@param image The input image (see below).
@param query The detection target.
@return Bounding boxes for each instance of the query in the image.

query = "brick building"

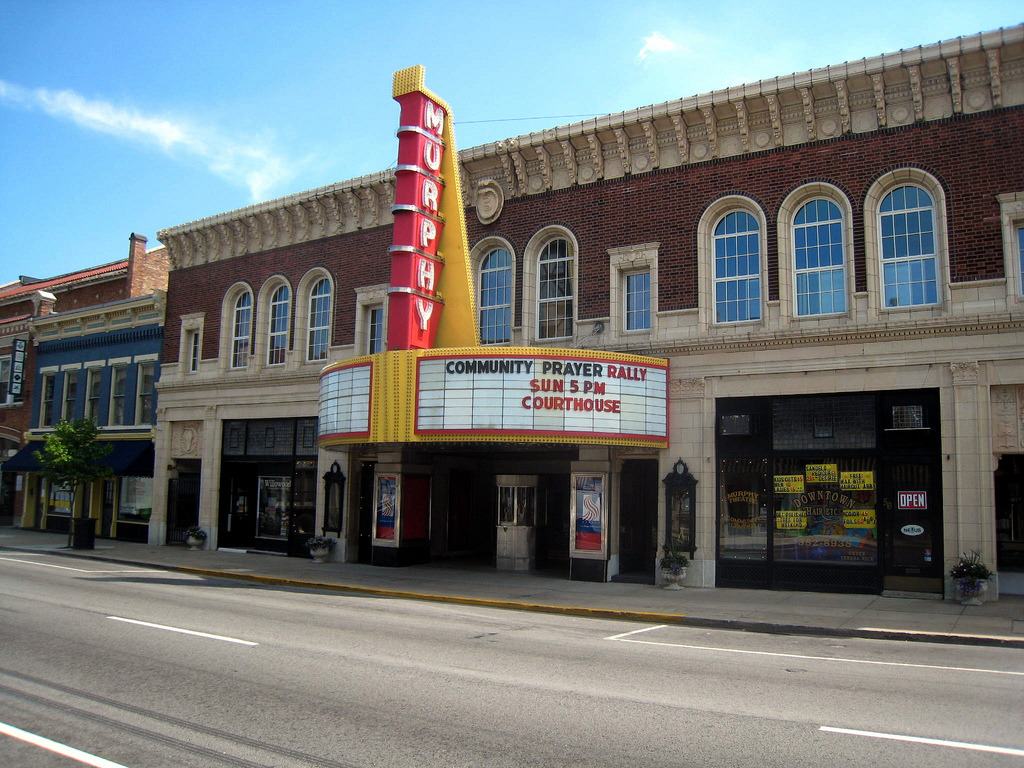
[1,234,168,535]
[154,26,1024,597]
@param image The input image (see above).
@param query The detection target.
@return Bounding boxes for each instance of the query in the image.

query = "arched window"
[231,291,253,369]
[479,248,512,343]
[879,185,938,307]
[537,238,574,339]
[307,278,332,361]
[794,199,846,316]
[267,285,290,365]
[713,211,761,323]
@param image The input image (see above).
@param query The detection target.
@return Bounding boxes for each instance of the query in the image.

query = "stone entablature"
[159,26,1024,272]
[31,293,167,342]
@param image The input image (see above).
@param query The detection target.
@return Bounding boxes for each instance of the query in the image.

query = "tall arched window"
[267,285,290,365]
[307,278,332,361]
[537,238,574,339]
[479,248,512,343]
[794,199,846,316]
[713,211,761,323]
[231,291,253,369]
[879,185,938,307]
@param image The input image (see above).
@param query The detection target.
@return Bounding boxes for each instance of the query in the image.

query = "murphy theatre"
[149,28,1024,599]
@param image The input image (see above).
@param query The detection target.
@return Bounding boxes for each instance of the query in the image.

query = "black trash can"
[71,517,96,550]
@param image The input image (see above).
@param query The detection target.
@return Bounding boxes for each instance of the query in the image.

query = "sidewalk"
[3,526,1023,648]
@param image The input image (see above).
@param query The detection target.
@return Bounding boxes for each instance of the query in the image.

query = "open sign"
[898,491,927,510]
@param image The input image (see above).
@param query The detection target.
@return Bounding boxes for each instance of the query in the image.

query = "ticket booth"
[495,475,538,571]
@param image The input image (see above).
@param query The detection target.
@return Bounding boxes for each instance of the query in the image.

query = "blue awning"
[2,441,154,477]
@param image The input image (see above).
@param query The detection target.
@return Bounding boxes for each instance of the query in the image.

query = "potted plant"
[306,535,335,563]
[184,526,207,551]
[949,551,993,605]
[659,540,690,590]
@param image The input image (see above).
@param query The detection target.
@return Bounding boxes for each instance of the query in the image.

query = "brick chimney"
[32,290,57,316]
[126,233,169,297]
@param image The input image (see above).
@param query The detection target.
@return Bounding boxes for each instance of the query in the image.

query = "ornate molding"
[950,361,980,385]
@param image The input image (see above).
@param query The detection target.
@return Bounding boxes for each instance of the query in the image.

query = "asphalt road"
[1,551,1022,768]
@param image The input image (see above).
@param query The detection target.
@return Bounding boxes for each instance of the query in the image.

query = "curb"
[5,544,1024,649]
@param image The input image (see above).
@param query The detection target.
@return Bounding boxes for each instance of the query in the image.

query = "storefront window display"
[718,458,768,560]
[773,457,877,565]
[257,476,291,539]
[118,476,153,522]
[572,473,605,553]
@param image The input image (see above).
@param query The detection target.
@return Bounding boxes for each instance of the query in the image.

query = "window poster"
[572,473,605,553]
[375,474,398,541]
[773,458,877,565]
[257,476,291,539]
[118,476,153,520]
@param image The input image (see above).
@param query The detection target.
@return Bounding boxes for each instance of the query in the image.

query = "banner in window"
[773,459,877,565]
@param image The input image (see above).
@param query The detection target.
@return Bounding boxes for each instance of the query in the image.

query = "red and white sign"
[898,491,928,510]
[388,90,448,350]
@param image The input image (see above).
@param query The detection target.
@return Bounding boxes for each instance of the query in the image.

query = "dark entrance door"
[881,458,944,593]
[617,459,659,581]
[167,474,200,543]
[357,461,376,564]
[220,467,256,549]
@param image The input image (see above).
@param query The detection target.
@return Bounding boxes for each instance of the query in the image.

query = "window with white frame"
[624,271,651,331]
[136,362,156,425]
[188,330,200,373]
[479,248,513,343]
[307,278,332,361]
[537,238,574,340]
[85,368,102,422]
[794,199,846,316]
[714,211,761,323]
[367,305,384,354]
[231,291,253,368]
[40,373,55,427]
[110,366,127,426]
[62,371,77,420]
[879,185,938,307]
[1018,225,1024,296]
[267,285,291,365]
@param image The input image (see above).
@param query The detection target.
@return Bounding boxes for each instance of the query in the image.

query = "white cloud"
[637,31,681,62]
[0,78,293,201]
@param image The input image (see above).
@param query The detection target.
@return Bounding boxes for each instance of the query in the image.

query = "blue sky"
[1,1,1020,280]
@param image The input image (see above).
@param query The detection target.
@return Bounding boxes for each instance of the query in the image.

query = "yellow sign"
[775,511,807,530]
[843,511,876,528]
[806,464,838,483]
[841,471,875,491]
[774,475,805,493]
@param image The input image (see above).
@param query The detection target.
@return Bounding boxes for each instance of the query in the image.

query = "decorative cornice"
[158,26,1023,271]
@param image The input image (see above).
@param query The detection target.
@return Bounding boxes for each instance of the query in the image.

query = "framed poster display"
[571,473,607,556]
[374,473,399,543]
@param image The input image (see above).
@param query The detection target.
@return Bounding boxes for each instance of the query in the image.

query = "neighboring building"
[1,234,168,539]
[154,26,1024,598]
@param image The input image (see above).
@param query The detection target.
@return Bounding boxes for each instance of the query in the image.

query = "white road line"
[0,556,163,574]
[0,720,132,768]
[605,625,667,641]
[107,616,258,646]
[607,635,1024,677]
[820,726,1024,757]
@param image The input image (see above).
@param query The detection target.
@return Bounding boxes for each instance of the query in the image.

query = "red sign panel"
[898,491,927,510]
[388,90,448,350]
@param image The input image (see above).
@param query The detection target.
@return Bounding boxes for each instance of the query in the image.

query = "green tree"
[34,419,114,548]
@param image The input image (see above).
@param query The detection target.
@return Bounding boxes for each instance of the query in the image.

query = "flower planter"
[310,547,330,563]
[958,577,988,606]
[661,568,686,590]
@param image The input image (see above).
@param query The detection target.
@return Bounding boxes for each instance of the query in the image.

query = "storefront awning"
[1,441,154,477]
[2,444,42,472]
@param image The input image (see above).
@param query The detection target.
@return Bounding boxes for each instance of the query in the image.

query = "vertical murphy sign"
[388,66,478,351]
